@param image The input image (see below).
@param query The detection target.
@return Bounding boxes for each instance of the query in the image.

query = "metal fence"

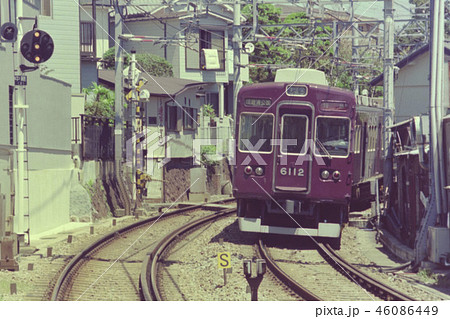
[81,115,114,160]
[71,117,81,143]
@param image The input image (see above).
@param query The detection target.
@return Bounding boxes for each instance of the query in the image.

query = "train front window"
[238,113,274,153]
[315,117,350,157]
[281,115,308,155]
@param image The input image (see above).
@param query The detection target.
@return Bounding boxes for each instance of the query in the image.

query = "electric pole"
[232,0,242,131]
[382,0,394,203]
[129,50,137,204]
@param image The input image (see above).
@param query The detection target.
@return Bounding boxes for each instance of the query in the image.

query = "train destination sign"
[321,100,348,111]
[286,85,307,96]
[244,98,271,107]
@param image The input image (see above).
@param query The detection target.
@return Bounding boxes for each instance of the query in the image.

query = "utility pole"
[382,0,394,201]
[129,50,137,204]
[232,0,242,131]
[414,0,446,264]
[114,4,124,181]
[350,0,359,95]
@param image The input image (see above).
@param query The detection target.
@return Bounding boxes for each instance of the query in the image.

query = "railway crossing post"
[243,259,266,301]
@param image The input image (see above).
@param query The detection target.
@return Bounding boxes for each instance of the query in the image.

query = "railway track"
[258,239,416,301]
[140,207,236,301]
[51,199,234,301]
[317,242,416,301]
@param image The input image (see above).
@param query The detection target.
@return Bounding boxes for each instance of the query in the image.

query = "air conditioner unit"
[427,226,450,265]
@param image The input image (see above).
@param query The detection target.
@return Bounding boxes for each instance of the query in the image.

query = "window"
[40,0,52,17]
[281,115,308,155]
[315,117,350,157]
[166,104,179,131]
[80,22,94,55]
[184,107,197,130]
[185,29,225,70]
[354,125,361,154]
[238,113,274,153]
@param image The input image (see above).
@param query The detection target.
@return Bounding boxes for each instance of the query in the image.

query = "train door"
[273,104,312,192]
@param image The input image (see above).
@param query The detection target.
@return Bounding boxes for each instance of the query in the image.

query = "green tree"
[102,47,174,77]
[242,5,348,86]
[83,83,115,118]
[242,4,291,83]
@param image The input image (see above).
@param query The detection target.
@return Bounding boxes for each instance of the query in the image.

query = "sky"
[349,0,414,20]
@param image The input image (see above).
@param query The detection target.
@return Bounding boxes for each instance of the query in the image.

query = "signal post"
[0,0,54,270]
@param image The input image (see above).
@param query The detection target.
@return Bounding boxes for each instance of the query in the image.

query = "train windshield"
[281,115,308,155]
[238,113,274,153]
[315,117,350,157]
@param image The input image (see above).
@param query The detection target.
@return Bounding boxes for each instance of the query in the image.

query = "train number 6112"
[280,167,304,177]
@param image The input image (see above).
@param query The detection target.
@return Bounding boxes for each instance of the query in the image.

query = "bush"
[102,47,173,77]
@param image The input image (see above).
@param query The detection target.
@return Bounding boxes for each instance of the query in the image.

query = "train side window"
[238,113,274,153]
[354,125,361,154]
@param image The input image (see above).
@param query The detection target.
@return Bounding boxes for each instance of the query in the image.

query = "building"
[370,44,450,122]
[0,0,80,241]
[85,0,249,117]
[98,69,233,202]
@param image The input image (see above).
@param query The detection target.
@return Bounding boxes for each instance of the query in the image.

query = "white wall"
[0,7,76,236]
[394,51,450,122]
[39,0,81,93]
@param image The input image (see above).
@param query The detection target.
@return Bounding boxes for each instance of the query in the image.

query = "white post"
[232,0,242,130]
[130,51,137,204]
[218,83,224,119]
[13,0,27,236]
[382,0,395,206]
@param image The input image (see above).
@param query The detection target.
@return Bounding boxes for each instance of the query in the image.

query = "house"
[79,0,111,89]
[0,0,81,241]
[98,69,232,202]
[110,0,249,117]
[370,44,450,122]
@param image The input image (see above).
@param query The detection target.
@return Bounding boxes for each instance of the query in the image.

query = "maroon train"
[233,69,383,248]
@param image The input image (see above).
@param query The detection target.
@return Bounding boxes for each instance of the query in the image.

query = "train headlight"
[332,170,341,180]
[244,166,253,175]
[321,170,330,180]
[255,167,264,176]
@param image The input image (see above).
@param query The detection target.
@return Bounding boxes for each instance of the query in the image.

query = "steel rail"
[141,207,236,301]
[257,239,322,301]
[51,198,234,301]
[318,242,417,301]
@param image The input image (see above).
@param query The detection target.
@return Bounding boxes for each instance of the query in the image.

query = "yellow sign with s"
[217,252,231,269]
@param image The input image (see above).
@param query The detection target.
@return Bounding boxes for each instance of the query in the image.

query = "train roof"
[239,81,355,100]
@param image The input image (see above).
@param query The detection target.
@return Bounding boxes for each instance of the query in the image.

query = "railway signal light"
[0,23,18,42]
[20,29,54,64]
